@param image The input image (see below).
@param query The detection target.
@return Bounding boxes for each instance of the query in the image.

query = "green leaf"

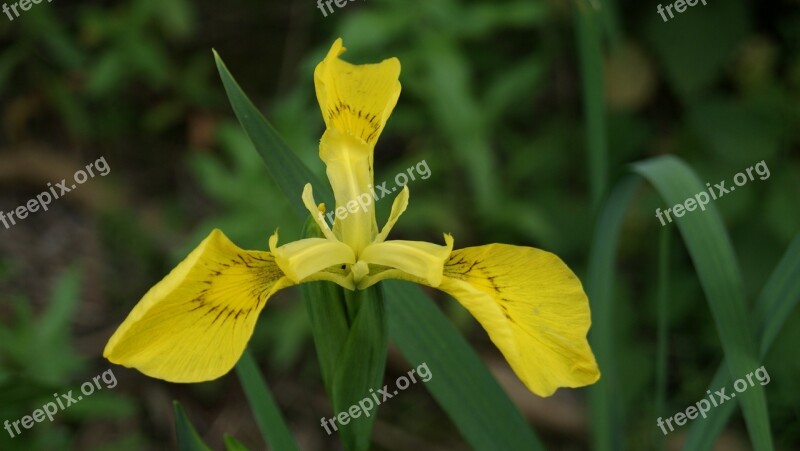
[385,281,545,451]
[682,234,800,450]
[575,0,609,209]
[304,279,350,393]
[303,218,388,450]
[632,155,773,451]
[587,177,641,451]
[330,286,388,451]
[224,435,250,451]
[214,50,332,217]
[173,401,212,451]
[234,350,300,451]
[302,219,351,396]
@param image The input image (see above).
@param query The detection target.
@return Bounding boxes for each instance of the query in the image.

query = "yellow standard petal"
[439,244,600,396]
[104,229,293,382]
[314,38,401,252]
[314,37,401,148]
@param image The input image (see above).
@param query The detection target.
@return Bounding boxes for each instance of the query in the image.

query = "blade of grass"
[235,350,300,451]
[682,234,800,450]
[754,234,800,354]
[173,401,212,451]
[587,176,641,451]
[224,435,250,451]
[385,280,545,451]
[575,0,608,209]
[597,0,623,50]
[633,156,773,451]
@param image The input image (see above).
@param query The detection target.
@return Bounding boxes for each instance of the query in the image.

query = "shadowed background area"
[0,0,798,449]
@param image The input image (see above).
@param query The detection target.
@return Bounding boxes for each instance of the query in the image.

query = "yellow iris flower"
[104,38,600,397]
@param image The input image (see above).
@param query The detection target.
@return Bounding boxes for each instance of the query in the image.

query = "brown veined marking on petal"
[444,252,515,319]
[191,252,281,333]
[327,100,381,145]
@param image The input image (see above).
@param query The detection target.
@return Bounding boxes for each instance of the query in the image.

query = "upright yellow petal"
[104,229,293,382]
[314,37,401,148]
[374,185,409,243]
[439,244,600,396]
[314,38,401,251]
[319,128,376,252]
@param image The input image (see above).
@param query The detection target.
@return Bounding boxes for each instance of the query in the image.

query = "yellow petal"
[359,234,453,287]
[439,244,600,396]
[301,183,337,242]
[319,128,377,252]
[103,229,292,382]
[374,185,409,243]
[314,37,401,148]
[269,232,355,283]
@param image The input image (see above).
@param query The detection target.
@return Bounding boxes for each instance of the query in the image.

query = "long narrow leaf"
[173,401,212,451]
[587,177,641,451]
[331,286,388,451]
[224,435,251,451]
[632,156,772,451]
[302,219,351,396]
[235,350,300,451]
[575,0,608,209]
[303,217,388,451]
[385,281,545,451]
[682,234,800,450]
[214,50,332,215]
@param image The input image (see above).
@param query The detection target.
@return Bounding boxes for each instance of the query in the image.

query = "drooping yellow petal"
[439,244,600,396]
[314,37,401,148]
[104,229,292,382]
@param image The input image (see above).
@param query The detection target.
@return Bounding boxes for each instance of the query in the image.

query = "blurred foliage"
[0,0,798,449]
[0,267,140,450]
